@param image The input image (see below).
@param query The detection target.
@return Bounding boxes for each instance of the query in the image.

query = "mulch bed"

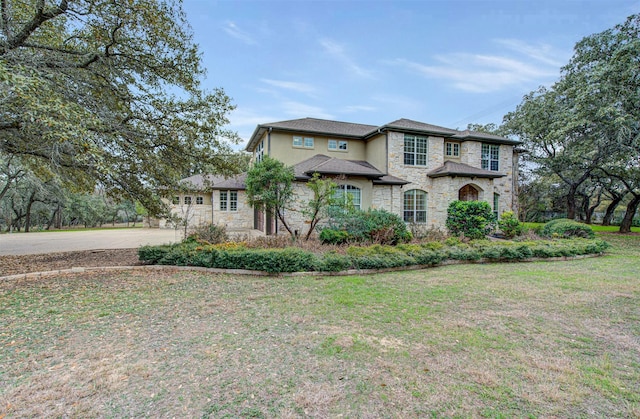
[0,249,143,277]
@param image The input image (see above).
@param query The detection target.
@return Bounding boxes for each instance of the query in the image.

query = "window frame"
[403,189,427,223]
[293,136,314,148]
[404,134,428,166]
[445,142,460,157]
[493,193,500,219]
[196,196,204,205]
[220,190,238,212]
[334,184,361,210]
[184,196,192,205]
[482,144,500,171]
[172,196,179,205]
[255,140,264,163]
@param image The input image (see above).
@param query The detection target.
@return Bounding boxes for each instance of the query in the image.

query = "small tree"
[302,173,337,240]
[446,200,496,239]
[245,156,296,237]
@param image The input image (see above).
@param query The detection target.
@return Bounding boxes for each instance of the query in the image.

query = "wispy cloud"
[282,101,334,120]
[223,21,257,45]
[494,39,568,67]
[260,79,317,95]
[391,40,564,93]
[320,38,376,80]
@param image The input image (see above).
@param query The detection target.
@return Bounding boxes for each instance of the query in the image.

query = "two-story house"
[162,117,520,235]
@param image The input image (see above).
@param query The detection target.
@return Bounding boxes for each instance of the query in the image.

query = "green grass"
[524,221,640,233]
[0,234,639,417]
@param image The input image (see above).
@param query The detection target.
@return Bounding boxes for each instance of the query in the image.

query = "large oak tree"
[0,0,239,215]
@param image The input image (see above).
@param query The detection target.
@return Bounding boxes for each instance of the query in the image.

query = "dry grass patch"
[1,235,639,417]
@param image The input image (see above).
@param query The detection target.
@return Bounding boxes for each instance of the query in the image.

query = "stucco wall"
[267,132,367,166]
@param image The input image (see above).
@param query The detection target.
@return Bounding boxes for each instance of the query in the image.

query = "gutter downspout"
[267,127,272,156]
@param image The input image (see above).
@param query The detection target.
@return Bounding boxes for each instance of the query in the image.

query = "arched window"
[334,184,361,210]
[404,189,427,223]
[459,184,479,201]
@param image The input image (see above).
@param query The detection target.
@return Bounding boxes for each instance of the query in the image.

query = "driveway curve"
[0,228,180,256]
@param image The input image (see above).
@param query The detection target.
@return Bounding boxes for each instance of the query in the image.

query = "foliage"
[138,237,609,273]
[0,0,239,216]
[446,200,496,239]
[541,219,595,239]
[301,173,337,240]
[245,156,296,237]
[321,208,412,245]
[188,224,229,244]
[498,211,524,239]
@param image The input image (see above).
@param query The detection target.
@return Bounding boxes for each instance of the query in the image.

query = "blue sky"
[182,0,639,146]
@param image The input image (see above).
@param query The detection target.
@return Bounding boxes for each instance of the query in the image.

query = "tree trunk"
[566,186,578,220]
[602,194,624,226]
[24,191,37,232]
[619,194,640,233]
[46,206,59,230]
[585,191,602,225]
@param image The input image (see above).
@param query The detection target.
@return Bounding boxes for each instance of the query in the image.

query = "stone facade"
[163,117,519,236]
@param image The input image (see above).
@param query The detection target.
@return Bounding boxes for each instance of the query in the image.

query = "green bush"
[319,229,350,245]
[498,211,524,239]
[316,253,353,272]
[446,200,496,239]
[322,208,411,245]
[138,244,173,264]
[541,219,595,238]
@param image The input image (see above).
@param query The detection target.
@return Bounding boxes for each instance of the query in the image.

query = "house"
[162,117,520,235]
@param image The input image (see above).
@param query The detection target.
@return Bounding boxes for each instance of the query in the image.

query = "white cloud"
[391,40,565,93]
[223,21,257,45]
[260,79,317,95]
[494,39,568,67]
[282,101,334,120]
[319,38,376,80]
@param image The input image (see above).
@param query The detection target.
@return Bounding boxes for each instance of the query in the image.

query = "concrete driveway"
[0,228,180,256]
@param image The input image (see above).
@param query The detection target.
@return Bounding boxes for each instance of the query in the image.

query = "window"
[255,140,264,163]
[328,139,348,151]
[196,196,204,205]
[445,142,460,157]
[184,196,192,205]
[403,190,427,223]
[482,144,500,171]
[493,193,500,219]
[404,134,428,166]
[334,184,361,210]
[294,136,314,148]
[172,196,179,205]
[220,190,238,212]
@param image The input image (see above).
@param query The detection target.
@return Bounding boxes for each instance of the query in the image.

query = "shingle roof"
[245,117,519,151]
[427,161,505,179]
[380,118,459,136]
[179,173,247,190]
[292,154,382,179]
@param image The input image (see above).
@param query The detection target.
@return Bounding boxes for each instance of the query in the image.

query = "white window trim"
[404,134,428,166]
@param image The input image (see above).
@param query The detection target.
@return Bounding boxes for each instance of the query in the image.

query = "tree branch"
[5,0,68,52]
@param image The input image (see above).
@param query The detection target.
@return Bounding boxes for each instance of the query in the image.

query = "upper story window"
[293,136,314,148]
[333,184,361,210]
[255,140,264,163]
[328,139,348,151]
[196,196,204,205]
[184,196,192,205]
[404,134,428,166]
[481,144,500,171]
[445,142,460,157]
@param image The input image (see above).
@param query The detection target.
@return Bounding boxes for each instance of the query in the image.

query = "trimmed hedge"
[541,219,595,238]
[139,238,610,273]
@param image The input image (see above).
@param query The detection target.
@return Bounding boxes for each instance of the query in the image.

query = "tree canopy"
[0,0,239,216]
[504,14,640,231]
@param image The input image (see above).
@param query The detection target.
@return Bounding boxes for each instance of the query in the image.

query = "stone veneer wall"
[212,190,253,230]
[386,131,515,230]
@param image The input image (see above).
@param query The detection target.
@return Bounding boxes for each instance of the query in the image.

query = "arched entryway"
[459,184,479,201]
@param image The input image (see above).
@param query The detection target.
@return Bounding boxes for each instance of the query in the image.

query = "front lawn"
[1,234,638,417]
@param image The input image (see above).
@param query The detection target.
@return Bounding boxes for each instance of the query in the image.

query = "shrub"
[138,244,172,264]
[541,219,594,238]
[446,200,496,239]
[188,224,228,244]
[321,208,412,245]
[498,211,524,239]
[316,253,353,272]
[319,228,351,245]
